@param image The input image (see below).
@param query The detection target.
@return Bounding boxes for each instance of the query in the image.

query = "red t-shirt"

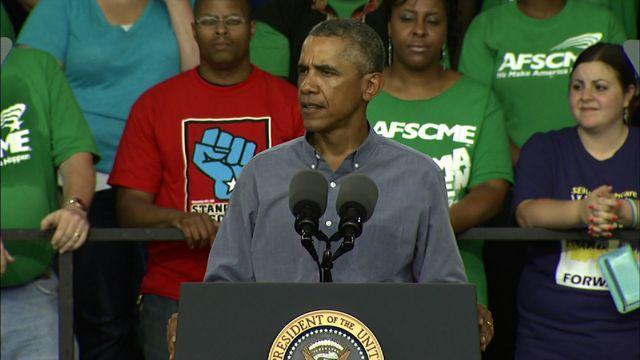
[109,67,304,300]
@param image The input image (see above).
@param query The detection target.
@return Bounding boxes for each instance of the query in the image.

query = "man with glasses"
[108,0,303,358]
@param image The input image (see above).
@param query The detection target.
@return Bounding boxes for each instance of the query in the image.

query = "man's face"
[192,0,255,69]
[297,36,368,133]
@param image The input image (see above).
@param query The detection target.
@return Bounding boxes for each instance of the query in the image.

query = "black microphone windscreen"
[336,173,379,221]
[288,170,329,215]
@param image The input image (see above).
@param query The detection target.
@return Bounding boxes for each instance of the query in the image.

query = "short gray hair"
[308,19,385,74]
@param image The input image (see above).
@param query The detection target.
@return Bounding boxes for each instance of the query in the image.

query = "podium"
[176,283,480,360]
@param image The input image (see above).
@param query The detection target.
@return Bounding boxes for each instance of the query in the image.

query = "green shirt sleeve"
[458,15,495,87]
[603,0,637,39]
[468,90,513,188]
[605,7,628,44]
[250,21,290,78]
[45,53,100,166]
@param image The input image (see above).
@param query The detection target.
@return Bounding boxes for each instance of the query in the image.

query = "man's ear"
[362,72,384,102]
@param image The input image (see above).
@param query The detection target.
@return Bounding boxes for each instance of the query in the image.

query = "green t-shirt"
[459,0,626,147]
[367,76,513,305]
[481,0,637,38]
[1,3,15,41]
[1,48,99,287]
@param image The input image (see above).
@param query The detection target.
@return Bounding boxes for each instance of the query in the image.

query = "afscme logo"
[496,33,603,76]
[551,33,603,51]
[373,121,477,145]
[497,52,577,72]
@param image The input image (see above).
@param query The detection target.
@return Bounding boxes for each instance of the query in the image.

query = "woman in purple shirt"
[514,43,639,359]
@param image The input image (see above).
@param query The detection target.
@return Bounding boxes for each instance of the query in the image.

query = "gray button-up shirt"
[204,129,467,283]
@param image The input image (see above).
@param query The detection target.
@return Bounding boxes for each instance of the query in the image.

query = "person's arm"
[116,187,217,248]
[0,240,16,275]
[164,0,199,71]
[516,198,586,230]
[41,50,99,253]
[604,5,628,44]
[450,179,509,233]
[452,90,512,232]
[516,185,623,237]
[41,152,95,253]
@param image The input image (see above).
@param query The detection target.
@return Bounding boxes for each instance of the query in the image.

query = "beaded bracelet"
[626,198,639,229]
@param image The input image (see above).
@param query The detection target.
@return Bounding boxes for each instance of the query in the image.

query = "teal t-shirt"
[367,76,513,305]
[459,0,626,147]
[481,0,637,38]
[1,48,99,287]
[17,0,184,173]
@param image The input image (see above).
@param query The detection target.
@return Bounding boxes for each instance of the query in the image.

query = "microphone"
[289,170,328,238]
[336,173,379,240]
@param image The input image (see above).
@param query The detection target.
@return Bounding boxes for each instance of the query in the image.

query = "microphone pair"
[288,170,379,241]
[288,170,379,282]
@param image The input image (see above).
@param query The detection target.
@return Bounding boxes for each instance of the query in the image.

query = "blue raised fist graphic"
[193,128,257,200]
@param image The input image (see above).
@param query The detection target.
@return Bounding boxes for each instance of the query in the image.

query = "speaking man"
[205,18,465,284]
[169,18,493,358]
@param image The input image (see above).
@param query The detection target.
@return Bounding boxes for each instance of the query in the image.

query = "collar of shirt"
[299,127,380,175]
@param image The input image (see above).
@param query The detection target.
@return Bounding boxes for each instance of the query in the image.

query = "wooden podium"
[176,283,480,360]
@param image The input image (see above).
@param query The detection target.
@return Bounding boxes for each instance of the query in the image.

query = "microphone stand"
[299,231,358,283]
[314,232,356,283]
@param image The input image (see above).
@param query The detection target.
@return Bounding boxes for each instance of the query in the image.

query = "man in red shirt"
[108,0,303,358]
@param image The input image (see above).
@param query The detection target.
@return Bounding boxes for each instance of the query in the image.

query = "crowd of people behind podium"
[0,0,638,359]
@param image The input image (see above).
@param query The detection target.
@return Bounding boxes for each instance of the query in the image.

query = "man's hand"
[40,206,89,253]
[477,303,494,352]
[167,313,179,360]
[1,240,16,275]
[170,212,219,249]
[193,129,256,200]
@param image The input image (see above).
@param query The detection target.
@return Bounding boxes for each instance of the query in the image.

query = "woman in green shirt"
[367,0,514,351]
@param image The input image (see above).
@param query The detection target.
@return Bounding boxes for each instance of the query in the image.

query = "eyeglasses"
[195,15,247,28]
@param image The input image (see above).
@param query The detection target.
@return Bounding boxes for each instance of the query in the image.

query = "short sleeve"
[605,9,627,44]
[108,94,162,195]
[468,90,513,188]
[458,14,495,87]
[17,0,70,62]
[46,53,99,166]
[512,133,555,211]
[250,22,290,77]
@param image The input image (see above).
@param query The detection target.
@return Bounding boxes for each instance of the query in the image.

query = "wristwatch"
[66,197,87,212]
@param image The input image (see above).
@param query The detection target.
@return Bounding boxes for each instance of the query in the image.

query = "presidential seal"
[268,310,383,360]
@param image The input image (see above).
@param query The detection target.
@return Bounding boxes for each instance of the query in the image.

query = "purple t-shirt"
[513,126,639,360]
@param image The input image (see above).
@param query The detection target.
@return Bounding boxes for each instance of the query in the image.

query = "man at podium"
[168,17,494,359]
[204,19,466,285]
